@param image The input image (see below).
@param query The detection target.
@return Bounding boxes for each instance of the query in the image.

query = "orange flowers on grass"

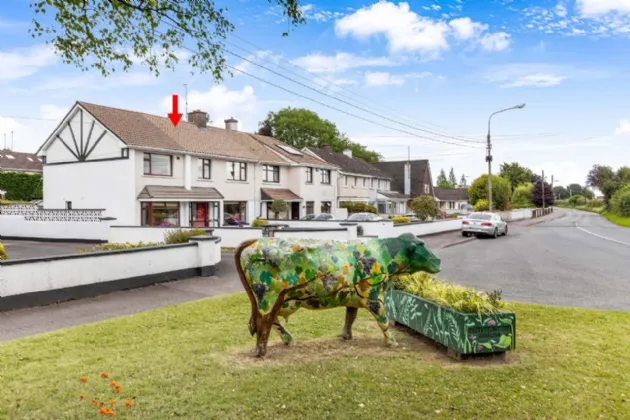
[78,372,134,416]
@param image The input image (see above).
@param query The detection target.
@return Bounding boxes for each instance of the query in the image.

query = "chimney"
[188,110,209,128]
[323,144,332,153]
[404,162,411,196]
[343,149,352,158]
[224,117,238,131]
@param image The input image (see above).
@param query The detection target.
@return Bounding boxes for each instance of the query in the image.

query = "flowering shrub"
[78,242,162,253]
[0,243,8,260]
[391,216,410,224]
[164,228,208,244]
[78,372,135,417]
[252,218,268,227]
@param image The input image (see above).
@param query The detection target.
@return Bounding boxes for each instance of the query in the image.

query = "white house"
[434,187,469,212]
[303,146,408,215]
[36,102,338,227]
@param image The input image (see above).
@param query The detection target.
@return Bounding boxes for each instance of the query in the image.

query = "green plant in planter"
[164,228,207,244]
[252,219,268,227]
[269,199,288,219]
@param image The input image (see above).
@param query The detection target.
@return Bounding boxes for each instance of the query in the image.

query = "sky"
[1,0,630,187]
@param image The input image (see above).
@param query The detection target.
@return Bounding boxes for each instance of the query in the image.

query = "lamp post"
[486,103,526,211]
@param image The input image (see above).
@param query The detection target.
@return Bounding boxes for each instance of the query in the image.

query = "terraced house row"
[36,102,434,227]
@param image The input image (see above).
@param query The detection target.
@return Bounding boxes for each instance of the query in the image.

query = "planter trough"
[385,288,516,358]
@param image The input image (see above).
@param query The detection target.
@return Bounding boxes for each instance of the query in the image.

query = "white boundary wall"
[1,215,110,241]
[274,225,357,241]
[212,227,263,248]
[0,237,221,309]
[392,219,462,237]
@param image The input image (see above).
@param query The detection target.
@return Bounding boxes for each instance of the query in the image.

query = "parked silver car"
[461,212,508,238]
[347,212,382,222]
[301,213,335,221]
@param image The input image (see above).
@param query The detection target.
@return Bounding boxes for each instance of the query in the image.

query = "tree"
[259,108,381,162]
[567,184,593,199]
[409,195,438,221]
[468,175,511,211]
[269,199,288,219]
[530,180,554,207]
[448,168,458,188]
[436,169,450,188]
[31,1,304,80]
[554,186,569,200]
[499,162,534,192]
[512,183,534,208]
[586,164,630,204]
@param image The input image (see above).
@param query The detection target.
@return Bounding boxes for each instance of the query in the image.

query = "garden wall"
[0,206,110,242]
[392,219,462,236]
[274,225,357,241]
[0,236,221,311]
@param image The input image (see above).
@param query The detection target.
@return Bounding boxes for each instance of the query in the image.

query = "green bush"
[610,184,630,217]
[252,219,268,227]
[511,182,534,208]
[78,241,162,253]
[473,199,489,212]
[568,194,586,206]
[394,272,506,314]
[392,216,410,224]
[0,199,31,206]
[164,228,208,244]
[409,195,438,221]
[468,174,511,210]
[0,172,43,201]
[340,201,378,214]
[0,243,9,260]
[269,199,288,219]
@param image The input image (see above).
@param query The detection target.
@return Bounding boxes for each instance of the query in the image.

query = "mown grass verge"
[0,293,629,419]
[602,211,630,228]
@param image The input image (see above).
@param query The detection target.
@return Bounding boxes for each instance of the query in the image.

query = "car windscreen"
[468,213,492,220]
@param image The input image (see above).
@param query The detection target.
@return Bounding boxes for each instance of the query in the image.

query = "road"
[437,208,630,312]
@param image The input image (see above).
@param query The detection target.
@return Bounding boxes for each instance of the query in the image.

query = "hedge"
[0,172,43,201]
[340,201,378,214]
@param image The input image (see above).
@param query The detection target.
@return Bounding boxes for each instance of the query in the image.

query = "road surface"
[437,208,630,312]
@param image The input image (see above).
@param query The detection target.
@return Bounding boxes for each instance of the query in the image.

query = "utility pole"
[542,171,545,209]
[486,104,526,211]
[183,83,188,121]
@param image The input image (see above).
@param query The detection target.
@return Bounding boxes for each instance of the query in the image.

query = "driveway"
[2,240,98,260]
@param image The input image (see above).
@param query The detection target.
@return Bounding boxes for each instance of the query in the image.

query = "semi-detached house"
[36,102,338,227]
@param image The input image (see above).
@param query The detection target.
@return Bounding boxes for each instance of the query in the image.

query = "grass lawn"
[602,211,630,228]
[1,293,629,419]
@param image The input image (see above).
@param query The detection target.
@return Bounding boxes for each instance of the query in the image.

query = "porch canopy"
[261,188,302,201]
[376,190,408,201]
[138,185,224,201]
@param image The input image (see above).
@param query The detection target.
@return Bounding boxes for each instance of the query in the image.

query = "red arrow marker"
[168,94,183,127]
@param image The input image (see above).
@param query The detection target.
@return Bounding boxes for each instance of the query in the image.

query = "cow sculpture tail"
[234,239,260,336]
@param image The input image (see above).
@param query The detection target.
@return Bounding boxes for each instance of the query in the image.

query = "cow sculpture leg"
[341,307,358,340]
[366,299,398,347]
[273,303,300,345]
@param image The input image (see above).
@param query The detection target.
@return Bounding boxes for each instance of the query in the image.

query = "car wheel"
[461,231,469,237]
[503,226,508,236]
[492,228,498,239]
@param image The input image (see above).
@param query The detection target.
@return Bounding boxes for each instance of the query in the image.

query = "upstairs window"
[199,159,211,179]
[263,165,280,183]
[227,162,247,181]
[143,153,172,176]
[321,169,331,184]
[305,167,313,183]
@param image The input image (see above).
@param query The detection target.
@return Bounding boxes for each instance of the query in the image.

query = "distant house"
[372,160,434,198]
[434,187,469,211]
[0,150,43,174]
[303,146,408,214]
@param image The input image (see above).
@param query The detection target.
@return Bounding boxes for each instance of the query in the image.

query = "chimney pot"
[343,149,352,158]
[187,110,209,128]
[224,117,238,131]
[323,145,332,153]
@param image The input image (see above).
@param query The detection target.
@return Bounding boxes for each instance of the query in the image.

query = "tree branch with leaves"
[30,0,305,79]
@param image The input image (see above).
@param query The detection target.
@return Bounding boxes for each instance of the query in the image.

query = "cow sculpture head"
[386,233,441,275]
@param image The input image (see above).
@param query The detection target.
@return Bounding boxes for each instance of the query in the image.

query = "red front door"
[192,202,209,227]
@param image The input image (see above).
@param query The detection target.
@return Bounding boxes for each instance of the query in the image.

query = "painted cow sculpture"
[235,233,441,357]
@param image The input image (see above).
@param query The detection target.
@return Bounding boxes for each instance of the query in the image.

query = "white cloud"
[292,52,398,73]
[500,74,568,88]
[0,45,57,80]
[40,104,68,121]
[480,32,511,51]
[615,120,630,135]
[422,5,441,11]
[449,17,487,39]
[335,2,510,57]
[335,2,451,54]
[578,0,630,16]
[555,4,568,17]
[364,71,432,86]
[300,4,345,22]
[572,28,587,34]
[161,85,257,128]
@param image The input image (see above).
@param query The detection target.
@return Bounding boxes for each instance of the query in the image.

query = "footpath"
[0,211,563,341]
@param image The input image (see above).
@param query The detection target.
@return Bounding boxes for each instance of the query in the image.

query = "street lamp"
[486,103,526,211]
